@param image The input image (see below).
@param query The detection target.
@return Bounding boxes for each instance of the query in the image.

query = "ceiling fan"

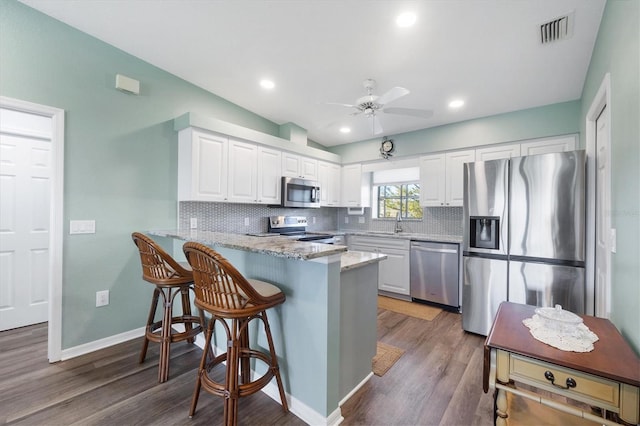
[328,79,433,134]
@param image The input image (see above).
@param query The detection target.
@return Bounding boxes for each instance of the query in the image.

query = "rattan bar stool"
[131,232,203,383]
[183,242,288,426]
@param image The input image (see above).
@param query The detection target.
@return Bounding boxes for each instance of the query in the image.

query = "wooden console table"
[483,302,640,425]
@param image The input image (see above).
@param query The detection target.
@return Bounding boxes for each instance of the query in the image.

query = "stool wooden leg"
[262,311,289,412]
[189,318,213,418]
[180,286,195,343]
[139,288,160,364]
[224,319,240,426]
[158,287,172,383]
[239,320,251,385]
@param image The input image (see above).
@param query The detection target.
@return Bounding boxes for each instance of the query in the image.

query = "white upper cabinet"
[227,139,258,203]
[317,160,341,207]
[420,150,475,207]
[341,163,371,208]
[445,150,476,206]
[419,154,445,207]
[178,129,228,201]
[228,140,281,204]
[520,135,577,156]
[475,144,521,161]
[282,152,318,180]
[256,146,282,204]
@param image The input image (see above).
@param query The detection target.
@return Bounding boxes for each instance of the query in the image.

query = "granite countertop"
[341,251,387,272]
[149,229,347,261]
[343,230,463,244]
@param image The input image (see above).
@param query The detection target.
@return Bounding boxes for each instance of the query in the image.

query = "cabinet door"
[445,150,475,206]
[378,248,410,295]
[282,152,301,178]
[193,131,228,201]
[520,135,576,156]
[328,163,342,206]
[227,139,257,203]
[257,146,281,204]
[317,161,330,205]
[282,152,318,180]
[341,164,370,207]
[475,144,521,161]
[419,154,445,207]
[300,156,318,180]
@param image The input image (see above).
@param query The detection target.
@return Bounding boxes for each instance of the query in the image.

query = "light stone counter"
[341,251,387,271]
[342,230,463,244]
[148,229,347,260]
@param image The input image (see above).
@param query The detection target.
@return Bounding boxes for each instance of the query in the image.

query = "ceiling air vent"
[540,13,573,44]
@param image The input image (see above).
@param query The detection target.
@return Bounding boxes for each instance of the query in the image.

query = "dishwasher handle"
[410,245,458,254]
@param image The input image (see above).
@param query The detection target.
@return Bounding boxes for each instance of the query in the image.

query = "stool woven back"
[132,232,192,285]
[183,242,283,317]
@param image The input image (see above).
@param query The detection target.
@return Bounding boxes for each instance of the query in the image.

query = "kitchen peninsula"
[149,229,386,426]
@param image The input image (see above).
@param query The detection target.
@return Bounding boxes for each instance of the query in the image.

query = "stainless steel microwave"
[281,177,320,208]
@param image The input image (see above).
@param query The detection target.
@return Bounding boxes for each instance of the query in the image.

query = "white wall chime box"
[115,73,140,95]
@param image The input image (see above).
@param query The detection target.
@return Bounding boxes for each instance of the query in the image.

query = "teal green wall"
[328,101,581,163]
[580,0,640,353]
[0,0,281,348]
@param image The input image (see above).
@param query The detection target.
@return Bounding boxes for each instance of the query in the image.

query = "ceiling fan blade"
[382,107,433,119]
[377,87,410,105]
[326,102,357,108]
[372,115,384,135]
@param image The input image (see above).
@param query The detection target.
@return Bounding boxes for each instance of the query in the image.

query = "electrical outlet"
[344,216,349,224]
[358,217,365,224]
[190,218,197,229]
[312,216,316,224]
[96,290,109,307]
[244,217,250,226]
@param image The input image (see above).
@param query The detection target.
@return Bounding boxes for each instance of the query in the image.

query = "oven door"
[281,177,320,208]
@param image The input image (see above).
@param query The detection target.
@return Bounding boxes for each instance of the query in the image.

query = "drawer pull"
[544,371,577,390]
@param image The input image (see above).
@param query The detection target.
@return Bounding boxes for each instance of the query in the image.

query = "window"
[377,183,422,219]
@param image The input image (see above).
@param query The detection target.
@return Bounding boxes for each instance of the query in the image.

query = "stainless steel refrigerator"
[461,150,586,336]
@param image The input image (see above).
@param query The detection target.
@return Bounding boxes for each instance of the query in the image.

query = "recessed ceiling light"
[339,127,351,134]
[259,79,275,90]
[449,99,465,109]
[396,12,416,28]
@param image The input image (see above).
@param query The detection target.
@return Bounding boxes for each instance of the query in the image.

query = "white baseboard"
[339,372,373,407]
[60,327,145,361]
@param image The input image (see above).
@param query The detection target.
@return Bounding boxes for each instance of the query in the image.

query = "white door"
[257,146,281,204]
[0,109,52,330]
[595,105,611,318]
[227,139,257,203]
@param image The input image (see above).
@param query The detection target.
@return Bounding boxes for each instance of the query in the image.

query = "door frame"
[584,73,611,318]
[0,96,64,362]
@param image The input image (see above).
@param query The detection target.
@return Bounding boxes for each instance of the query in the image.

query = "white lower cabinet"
[349,236,410,296]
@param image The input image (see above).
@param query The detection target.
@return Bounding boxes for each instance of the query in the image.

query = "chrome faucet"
[394,212,403,233]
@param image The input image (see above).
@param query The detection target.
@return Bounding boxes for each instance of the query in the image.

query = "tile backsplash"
[179,202,462,236]
[337,207,463,236]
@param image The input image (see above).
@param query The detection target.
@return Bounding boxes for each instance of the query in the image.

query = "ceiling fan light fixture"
[449,99,465,109]
[396,12,417,28]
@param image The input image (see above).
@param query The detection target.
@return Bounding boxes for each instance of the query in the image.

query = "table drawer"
[510,354,620,409]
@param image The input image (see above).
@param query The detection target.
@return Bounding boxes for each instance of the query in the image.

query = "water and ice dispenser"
[469,216,500,250]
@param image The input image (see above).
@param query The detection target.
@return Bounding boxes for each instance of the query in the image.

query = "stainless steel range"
[267,216,337,244]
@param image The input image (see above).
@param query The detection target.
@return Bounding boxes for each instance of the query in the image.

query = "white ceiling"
[20,0,605,147]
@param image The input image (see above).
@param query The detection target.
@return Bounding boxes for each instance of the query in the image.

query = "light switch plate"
[70,220,96,234]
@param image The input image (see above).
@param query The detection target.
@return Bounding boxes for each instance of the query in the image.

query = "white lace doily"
[523,314,599,352]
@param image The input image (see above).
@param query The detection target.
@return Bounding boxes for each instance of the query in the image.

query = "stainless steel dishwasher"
[410,241,460,309]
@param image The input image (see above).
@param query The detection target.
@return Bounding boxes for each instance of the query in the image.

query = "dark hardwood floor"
[0,307,495,425]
